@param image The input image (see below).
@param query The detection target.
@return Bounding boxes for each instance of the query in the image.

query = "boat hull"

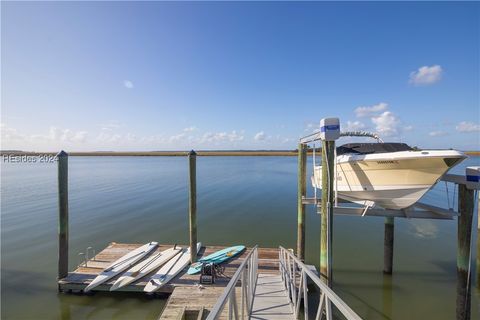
[312,150,466,209]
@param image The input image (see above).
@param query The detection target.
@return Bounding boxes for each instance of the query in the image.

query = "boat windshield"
[336,143,414,156]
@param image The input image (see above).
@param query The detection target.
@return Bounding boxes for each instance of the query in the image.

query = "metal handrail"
[206,245,259,320]
[279,246,362,320]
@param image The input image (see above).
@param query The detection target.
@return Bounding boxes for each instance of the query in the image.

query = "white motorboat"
[312,142,466,209]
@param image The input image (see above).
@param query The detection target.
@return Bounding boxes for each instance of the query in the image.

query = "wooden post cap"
[188,150,196,156]
[56,150,68,157]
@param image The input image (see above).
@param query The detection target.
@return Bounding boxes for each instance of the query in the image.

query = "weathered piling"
[188,150,197,263]
[477,239,480,290]
[477,199,480,290]
[297,143,307,261]
[57,151,69,281]
[383,217,394,274]
[320,140,335,285]
[456,184,474,320]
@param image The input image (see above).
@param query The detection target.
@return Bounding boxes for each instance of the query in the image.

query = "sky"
[1,1,479,151]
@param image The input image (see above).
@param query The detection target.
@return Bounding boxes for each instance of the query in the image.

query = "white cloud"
[456,121,480,133]
[409,65,443,86]
[228,130,244,142]
[96,131,115,142]
[429,130,448,137]
[254,131,266,141]
[404,125,413,131]
[125,133,136,142]
[304,123,318,132]
[169,133,187,142]
[371,111,400,137]
[100,120,121,131]
[183,126,197,132]
[33,127,88,143]
[342,121,366,132]
[71,131,88,142]
[200,130,244,143]
[1,124,89,146]
[355,102,388,117]
[110,134,121,143]
[139,134,166,144]
[1,123,26,140]
[123,80,134,89]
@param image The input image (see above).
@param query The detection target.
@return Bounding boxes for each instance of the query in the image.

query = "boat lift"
[297,117,479,320]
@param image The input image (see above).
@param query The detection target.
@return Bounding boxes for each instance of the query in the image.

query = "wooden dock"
[58,243,281,294]
[159,286,243,319]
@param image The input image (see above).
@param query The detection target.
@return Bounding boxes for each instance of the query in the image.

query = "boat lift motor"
[319,117,340,141]
[319,117,341,206]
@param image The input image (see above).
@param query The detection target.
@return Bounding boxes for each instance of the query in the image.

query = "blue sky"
[1,1,479,151]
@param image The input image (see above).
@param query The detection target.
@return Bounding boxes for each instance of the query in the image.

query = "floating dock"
[58,243,280,294]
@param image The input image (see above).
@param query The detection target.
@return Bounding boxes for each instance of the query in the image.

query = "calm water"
[1,155,479,319]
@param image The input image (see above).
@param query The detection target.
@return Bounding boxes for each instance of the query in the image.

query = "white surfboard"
[110,245,182,291]
[84,242,158,292]
[144,242,202,293]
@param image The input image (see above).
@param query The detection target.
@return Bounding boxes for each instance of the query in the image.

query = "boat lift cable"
[325,144,332,214]
[445,181,451,210]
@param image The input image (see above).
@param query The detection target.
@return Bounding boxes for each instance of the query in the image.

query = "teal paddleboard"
[187,245,245,275]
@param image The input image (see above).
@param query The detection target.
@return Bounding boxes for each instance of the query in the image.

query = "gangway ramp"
[204,246,362,320]
[250,273,294,319]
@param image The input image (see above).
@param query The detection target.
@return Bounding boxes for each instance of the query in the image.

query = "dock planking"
[158,286,243,320]
[58,243,282,294]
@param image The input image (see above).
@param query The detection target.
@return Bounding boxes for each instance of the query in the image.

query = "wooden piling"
[383,217,394,274]
[456,184,474,320]
[320,140,335,286]
[188,150,197,264]
[297,143,307,261]
[57,150,69,281]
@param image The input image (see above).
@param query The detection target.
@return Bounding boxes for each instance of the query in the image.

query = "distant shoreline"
[1,150,479,157]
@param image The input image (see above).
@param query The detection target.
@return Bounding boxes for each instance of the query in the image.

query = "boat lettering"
[376,160,398,164]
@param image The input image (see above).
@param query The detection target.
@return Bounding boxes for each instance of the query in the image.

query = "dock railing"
[279,246,362,320]
[206,245,259,320]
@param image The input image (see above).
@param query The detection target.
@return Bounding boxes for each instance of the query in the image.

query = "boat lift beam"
[332,205,456,220]
[302,197,457,220]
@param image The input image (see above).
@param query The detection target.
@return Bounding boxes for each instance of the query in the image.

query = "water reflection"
[382,274,392,319]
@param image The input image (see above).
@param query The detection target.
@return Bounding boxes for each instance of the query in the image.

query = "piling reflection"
[382,274,393,318]
[59,295,71,320]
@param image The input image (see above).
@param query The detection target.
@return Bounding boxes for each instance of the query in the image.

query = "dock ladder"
[207,246,362,320]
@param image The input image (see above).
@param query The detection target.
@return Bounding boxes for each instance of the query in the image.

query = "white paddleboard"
[84,242,158,292]
[110,245,182,291]
[144,242,202,293]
